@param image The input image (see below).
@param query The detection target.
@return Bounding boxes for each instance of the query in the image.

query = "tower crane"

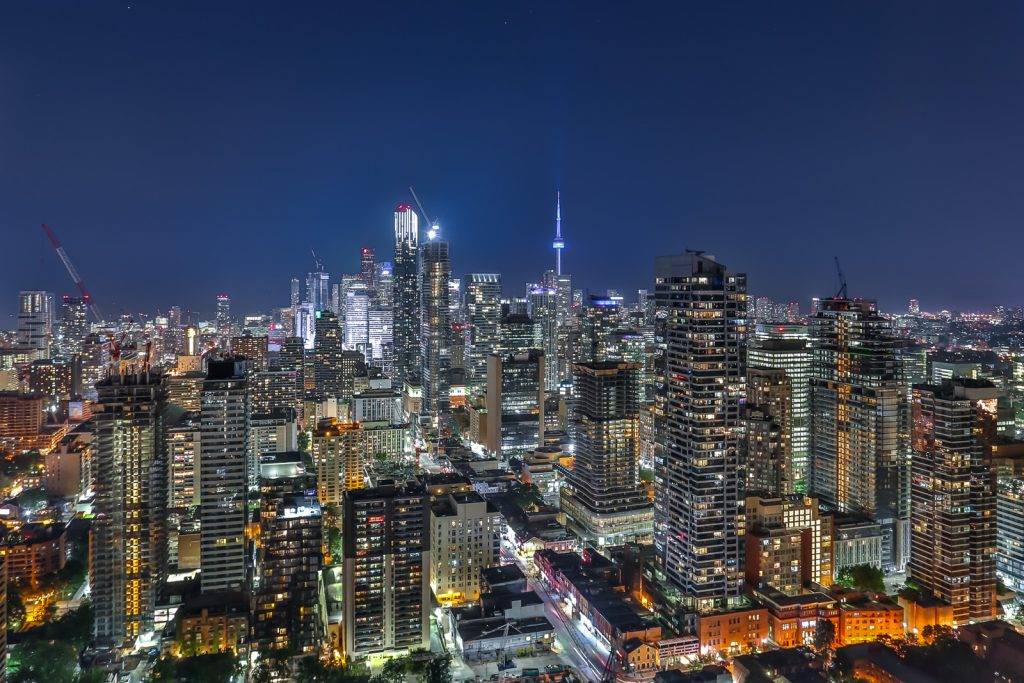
[40,223,102,320]
[833,256,848,299]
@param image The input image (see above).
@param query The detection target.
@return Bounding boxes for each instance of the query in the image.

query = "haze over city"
[4,2,1024,319]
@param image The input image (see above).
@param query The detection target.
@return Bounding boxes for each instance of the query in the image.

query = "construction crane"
[40,223,102,320]
[833,256,848,299]
[409,186,438,236]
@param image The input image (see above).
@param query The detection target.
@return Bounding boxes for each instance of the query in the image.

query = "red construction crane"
[40,223,102,320]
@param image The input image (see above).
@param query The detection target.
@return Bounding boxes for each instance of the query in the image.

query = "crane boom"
[409,186,434,227]
[833,255,848,299]
[41,223,102,320]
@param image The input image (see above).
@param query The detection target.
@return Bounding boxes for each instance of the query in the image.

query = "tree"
[836,564,886,593]
[8,582,25,630]
[151,652,240,683]
[814,619,837,651]
[423,654,452,683]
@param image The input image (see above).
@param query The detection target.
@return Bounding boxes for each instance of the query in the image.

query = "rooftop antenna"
[834,256,848,299]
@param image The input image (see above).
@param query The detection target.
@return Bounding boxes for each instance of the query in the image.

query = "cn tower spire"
[553,190,565,275]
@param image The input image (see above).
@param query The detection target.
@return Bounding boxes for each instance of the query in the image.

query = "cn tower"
[552,190,565,275]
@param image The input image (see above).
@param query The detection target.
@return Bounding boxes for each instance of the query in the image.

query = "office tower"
[583,295,622,362]
[542,269,573,386]
[485,350,545,458]
[909,380,999,624]
[561,361,652,546]
[306,264,330,313]
[16,291,54,354]
[253,454,323,655]
[360,246,376,288]
[907,299,920,315]
[810,297,906,571]
[313,311,345,397]
[749,327,812,491]
[448,277,463,325]
[91,368,168,646]
[279,336,305,390]
[430,492,503,606]
[366,307,393,369]
[312,419,365,505]
[342,482,430,660]
[215,293,232,340]
[374,261,393,309]
[466,274,502,393]
[420,236,451,420]
[498,313,539,356]
[744,494,833,596]
[654,251,746,612]
[393,203,420,388]
[231,334,267,372]
[291,277,301,313]
[56,295,88,359]
[294,303,317,350]
[528,286,559,391]
[785,301,800,322]
[199,358,250,594]
[167,410,201,510]
[344,285,371,351]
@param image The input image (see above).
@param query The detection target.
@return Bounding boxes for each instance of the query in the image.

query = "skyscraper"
[654,251,747,612]
[420,235,451,420]
[253,453,323,656]
[360,246,376,289]
[306,264,330,313]
[561,361,652,546]
[528,286,559,391]
[810,297,906,571]
[342,482,430,660]
[215,293,232,341]
[16,291,54,354]
[909,380,999,625]
[314,311,345,397]
[56,295,88,360]
[466,274,502,394]
[91,368,167,646]
[392,204,420,388]
[485,350,545,458]
[748,325,812,492]
[199,358,250,593]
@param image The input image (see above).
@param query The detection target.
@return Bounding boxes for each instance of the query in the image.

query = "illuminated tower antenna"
[552,190,565,275]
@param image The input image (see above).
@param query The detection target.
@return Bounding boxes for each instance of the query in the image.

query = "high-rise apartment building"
[748,325,812,492]
[745,369,791,496]
[313,311,345,397]
[91,369,168,646]
[420,237,451,421]
[312,419,366,505]
[528,286,559,391]
[342,482,430,660]
[56,295,88,359]
[16,291,54,354]
[429,491,503,606]
[561,361,652,546]
[393,204,420,389]
[909,380,999,624]
[199,358,250,593]
[231,334,267,372]
[744,494,833,596]
[466,274,502,394]
[485,351,546,458]
[654,251,746,612]
[810,297,906,571]
[306,268,330,313]
[253,454,322,655]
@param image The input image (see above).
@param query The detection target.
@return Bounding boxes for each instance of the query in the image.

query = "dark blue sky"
[3,2,1024,321]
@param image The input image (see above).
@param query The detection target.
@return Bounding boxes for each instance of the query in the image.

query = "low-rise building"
[3,523,66,586]
[696,605,770,657]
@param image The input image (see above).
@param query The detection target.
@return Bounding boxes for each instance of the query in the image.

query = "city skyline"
[5,2,1024,319]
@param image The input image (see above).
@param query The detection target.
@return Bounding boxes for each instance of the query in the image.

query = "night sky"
[3,2,1024,322]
